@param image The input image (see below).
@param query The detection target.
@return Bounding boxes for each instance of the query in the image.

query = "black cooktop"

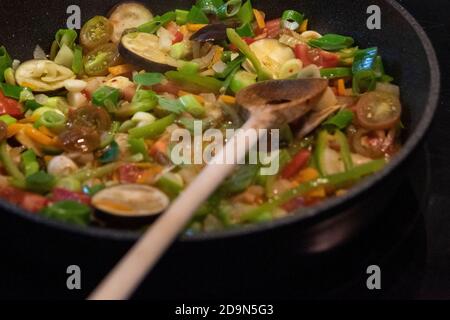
[0,0,449,300]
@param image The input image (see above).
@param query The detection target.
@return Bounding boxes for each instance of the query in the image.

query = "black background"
[0,0,449,300]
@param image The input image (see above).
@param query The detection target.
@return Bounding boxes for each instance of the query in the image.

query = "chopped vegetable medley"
[0,1,402,233]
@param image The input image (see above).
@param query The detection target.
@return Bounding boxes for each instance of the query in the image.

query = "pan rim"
[0,0,440,242]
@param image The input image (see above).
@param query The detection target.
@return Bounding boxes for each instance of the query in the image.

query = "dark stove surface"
[0,0,449,300]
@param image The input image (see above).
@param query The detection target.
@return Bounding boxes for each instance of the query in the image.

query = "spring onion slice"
[281,10,304,30]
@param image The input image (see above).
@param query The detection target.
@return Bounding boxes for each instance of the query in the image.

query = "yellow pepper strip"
[219,95,236,105]
[7,123,30,137]
[253,9,266,29]
[294,167,326,198]
[337,79,347,96]
[186,24,207,32]
[24,127,56,146]
[178,90,205,104]
[108,64,135,76]
[19,116,38,124]
[299,19,309,33]
[209,47,224,68]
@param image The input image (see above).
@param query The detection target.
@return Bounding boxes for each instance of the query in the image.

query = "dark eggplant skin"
[191,23,228,42]
[94,209,159,230]
[119,36,177,73]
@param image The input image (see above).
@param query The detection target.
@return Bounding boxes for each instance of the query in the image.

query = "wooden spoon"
[88,78,328,300]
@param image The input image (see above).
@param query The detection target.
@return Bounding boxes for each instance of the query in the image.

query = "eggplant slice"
[120,32,179,72]
[109,2,154,44]
[92,184,170,227]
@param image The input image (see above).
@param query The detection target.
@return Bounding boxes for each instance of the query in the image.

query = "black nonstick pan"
[0,0,440,299]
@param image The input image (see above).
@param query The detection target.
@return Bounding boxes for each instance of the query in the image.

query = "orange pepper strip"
[7,123,29,137]
[253,9,266,29]
[337,79,347,96]
[294,167,327,198]
[186,24,207,32]
[299,19,309,33]
[108,64,135,76]
[24,127,55,146]
[219,95,236,105]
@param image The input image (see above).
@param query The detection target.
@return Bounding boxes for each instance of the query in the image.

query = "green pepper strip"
[72,45,83,75]
[236,0,253,24]
[217,0,243,19]
[166,71,223,94]
[138,11,176,34]
[309,34,355,52]
[129,114,176,139]
[315,130,353,176]
[320,67,352,79]
[0,141,25,181]
[281,10,304,31]
[241,159,386,222]
[70,162,122,182]
[226,28,272,81]
[21,149,39,177]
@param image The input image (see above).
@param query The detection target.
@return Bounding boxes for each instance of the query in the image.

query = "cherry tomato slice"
[0,91,23,118]
[355,91,401,130]
[80,16,113,50]
[84,43,120,76]
[68,105,112,132]
[294,44,339,68]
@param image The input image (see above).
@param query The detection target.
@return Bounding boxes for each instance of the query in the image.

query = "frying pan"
[0,0,440,298]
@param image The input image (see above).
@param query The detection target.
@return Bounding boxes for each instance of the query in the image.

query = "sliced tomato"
[355,91,402,130]
[0,91,23,118]
[294,44,339,68]
[118,164,143,183]
[52,188,91,205]
[281,149,311,179]
[0,187,48,213]
[21,194,49,213]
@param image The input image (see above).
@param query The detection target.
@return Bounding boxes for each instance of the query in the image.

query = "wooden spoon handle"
[89,116,262,300]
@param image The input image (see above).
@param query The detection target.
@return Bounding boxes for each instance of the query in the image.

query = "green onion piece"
[241,159,386,222]
[128,137,150,162]
[353,70,377,94]
[41,200,91,226]
[309,34,355,51]
[0,82,24,100]
[226,28,272,80]
[196,0,224,14]
[0,114,17,126]
[0,141,25,181]
[133,72,164,86]
[158,96,185,114]
[115,90,158,118]
[35,110,66,131]
[24,100,43,111]
[129,114,176,139]
[25,171,55,194]
[0,46,12,82]
[21,149,39,177]
[175,9,190,25]
[281,10,304,30]
[100,121,120,149]
[187,5,210,24]
[320,67,352,79]
[55,29,78,49]
[352,47,378,74]
[217,0,242,19]
[165,71,224,94]
[56,177,82,192]
[230,70,257,93]
[138,11,176,34]
[156,173,184,199]
[179,95,206,118]
[221,63,241,94]
[236,22,255,37]
[99,140,119,164]
[216,55,245,79]
[72,45,83,75]
[236,0,254,24]
[92,86,120,108]
[178,61,200,74]
[322,109,354,130]
[4,67,16,85]
[220,164,260,194]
